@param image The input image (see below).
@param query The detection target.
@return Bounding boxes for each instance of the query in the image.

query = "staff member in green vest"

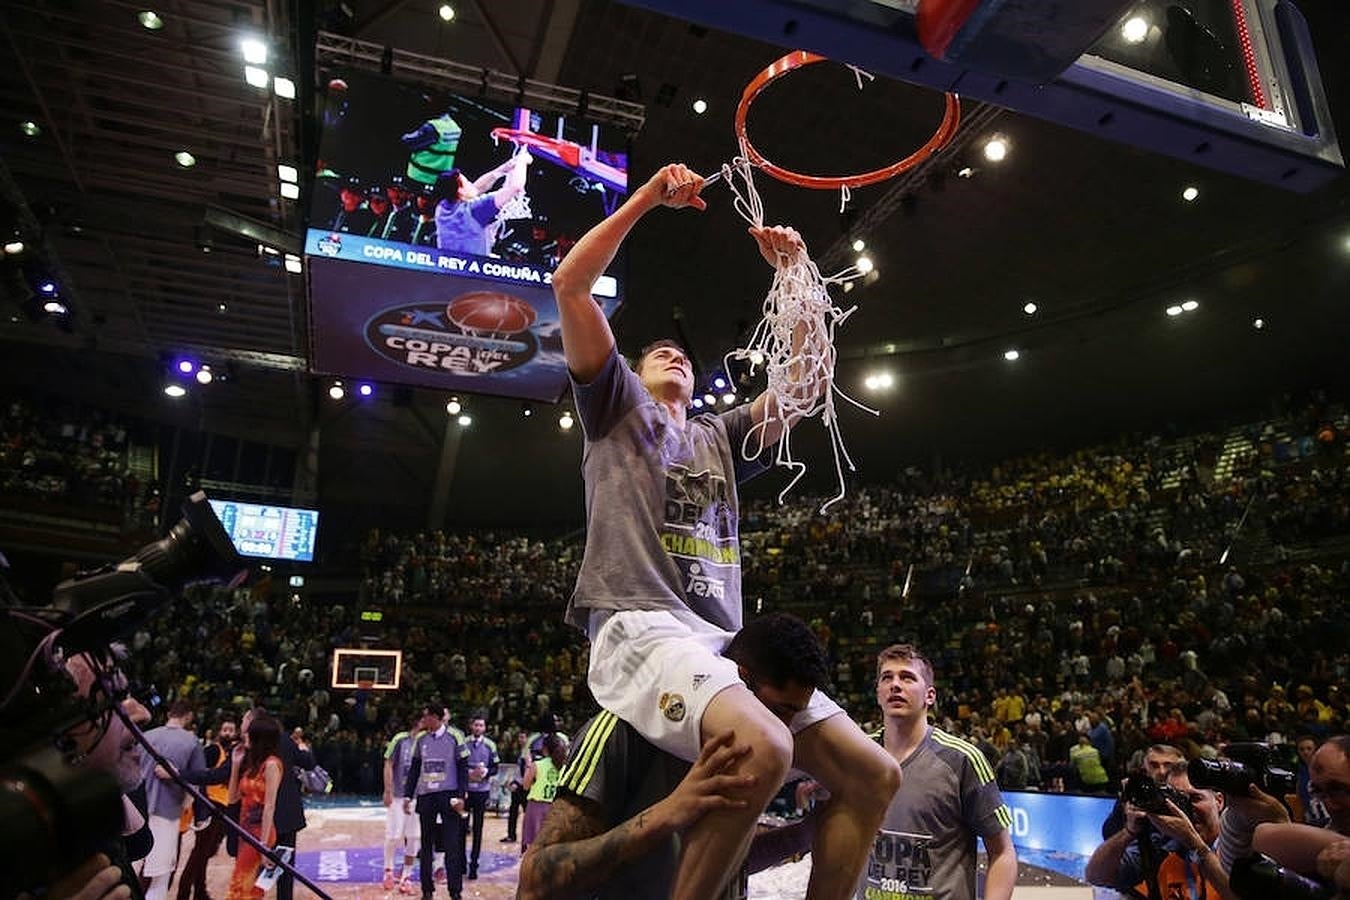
[402,112,462,186]
[520,731,568,853]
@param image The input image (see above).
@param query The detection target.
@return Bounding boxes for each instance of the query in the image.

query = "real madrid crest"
[659,692,686,723]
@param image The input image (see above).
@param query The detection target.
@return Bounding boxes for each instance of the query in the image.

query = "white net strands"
[719,156,877,514]
[489,145,535,246]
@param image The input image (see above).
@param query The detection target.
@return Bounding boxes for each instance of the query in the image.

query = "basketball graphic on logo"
[447,291,536,335]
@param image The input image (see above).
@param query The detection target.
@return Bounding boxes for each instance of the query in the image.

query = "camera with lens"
[1123,773,1195,820]
[1230,853,1335,900]
[0,492,244,892]
[1188,742,1298,797]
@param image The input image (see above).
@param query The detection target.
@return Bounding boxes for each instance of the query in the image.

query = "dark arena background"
[2,0,1349,898]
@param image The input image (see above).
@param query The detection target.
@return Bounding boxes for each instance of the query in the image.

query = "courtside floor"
[183,797,1096,899]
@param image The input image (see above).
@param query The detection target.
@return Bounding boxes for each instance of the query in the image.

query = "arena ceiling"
[1,0,1348,533]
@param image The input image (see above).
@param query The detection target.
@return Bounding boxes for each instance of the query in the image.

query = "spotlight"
[1165,305,1183,317]
[273,76,296,100]
[692,398,704,409]
[1181,299,1199,312]
[1121,15,1149,44]
[1182,186,1199,202]
[852,238,865,253]
[174,150,196,168]
[277,164,298,183]
[521,404,532,417]
[558,410,575,430]
[244,66,270,88]
[38,281,57,296]
[1253,317,1265,330]
[137,10,164,30]
[446,397,462,415]
[1022,301,1038,315]
[877,372,894,388]
[284,253,302,274]
[240,37,268,65]
[19,121,41,138]
[983,136,1010,162]
[457,414,472,427]
[192,366,212,385]
[1003,349,1020,361]
[176,359,196,375]
[163,383,187,398]
[855,255,874,274]
[328,380,345,400]
[358,383,374,397]
[42,300,68,315]
[702,393,715,406]
[3,240,24,255]
[439,4,455,21]
[280,182,300,200]
[957,166,975,178]
[712,375,727,390]
[692,98,708,115]
[217,303,228,313]
[722,392,736,406]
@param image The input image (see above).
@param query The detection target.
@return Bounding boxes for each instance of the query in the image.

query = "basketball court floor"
[178,797,1096,899]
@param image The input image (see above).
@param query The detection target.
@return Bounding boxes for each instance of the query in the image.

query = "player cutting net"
[552,161,903,900]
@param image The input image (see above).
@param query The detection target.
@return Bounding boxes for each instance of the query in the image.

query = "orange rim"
[733,51,963,190]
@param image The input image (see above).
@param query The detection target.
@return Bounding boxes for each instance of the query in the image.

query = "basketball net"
[720,156,878,514]
[489,144,534,248]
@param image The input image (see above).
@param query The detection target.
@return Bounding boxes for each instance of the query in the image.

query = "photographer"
[1223,736,1350,893]
[1085,760,1238,899]
[1216,738,1348,871]
[21,651,156,899]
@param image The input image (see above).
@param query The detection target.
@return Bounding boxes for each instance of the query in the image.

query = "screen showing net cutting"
[305,71,629,403]
[208,500,320,562]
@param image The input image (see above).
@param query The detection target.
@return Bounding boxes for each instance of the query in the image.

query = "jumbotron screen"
[305,71,630,403]
[208,500,320,563]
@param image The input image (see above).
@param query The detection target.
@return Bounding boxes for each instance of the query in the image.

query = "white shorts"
[138,814,182,877]
[587,608,843,762]
[385,800,420,844]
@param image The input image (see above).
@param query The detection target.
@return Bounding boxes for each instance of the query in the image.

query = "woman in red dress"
[226,712,284,899]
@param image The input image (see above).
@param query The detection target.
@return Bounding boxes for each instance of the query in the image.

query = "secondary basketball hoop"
[732,50,962,190]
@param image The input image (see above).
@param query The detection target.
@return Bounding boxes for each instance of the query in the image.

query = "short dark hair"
[168,699,194,719]
[421,702,445,720]
[634,339,686,374]
[724,613,830,691]
[876,643,935,685]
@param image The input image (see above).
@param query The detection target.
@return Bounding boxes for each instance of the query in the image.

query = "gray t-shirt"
[141,724,206,820]
[567,350,767,635]
[435,195,498,255]
[859,727,1012,900]
[557,711,745,900]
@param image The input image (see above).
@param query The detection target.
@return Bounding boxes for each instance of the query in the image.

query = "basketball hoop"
[732,50,962,190]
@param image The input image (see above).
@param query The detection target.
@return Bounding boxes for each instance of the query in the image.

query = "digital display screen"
[306,71,629,403]
[209,500,320,562]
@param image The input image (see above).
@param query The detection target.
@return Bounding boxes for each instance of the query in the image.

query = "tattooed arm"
[516,730,755,900]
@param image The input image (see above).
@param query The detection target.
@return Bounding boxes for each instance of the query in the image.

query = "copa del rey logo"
[364,292,539,376]
[317,233,342,256]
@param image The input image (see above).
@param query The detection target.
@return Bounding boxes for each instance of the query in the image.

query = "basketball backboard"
[621,0,1341,191]
[330,647,403,690]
